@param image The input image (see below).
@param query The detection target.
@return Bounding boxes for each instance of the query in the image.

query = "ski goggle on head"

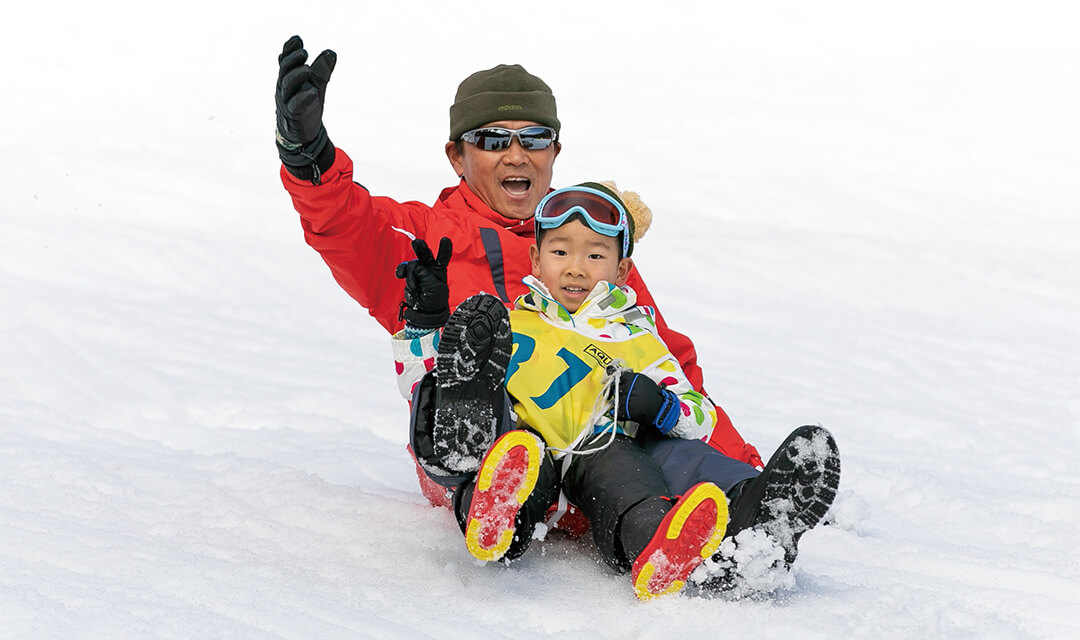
[534,186,631,258]
[459,126,558,151]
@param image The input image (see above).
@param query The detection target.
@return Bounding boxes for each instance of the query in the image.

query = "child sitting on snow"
[393,182,727,599]
[394,182,841,598]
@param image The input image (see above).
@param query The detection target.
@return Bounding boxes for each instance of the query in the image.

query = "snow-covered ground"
[3,1,1079,638]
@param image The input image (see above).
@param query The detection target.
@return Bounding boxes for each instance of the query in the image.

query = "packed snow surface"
[3,1,1079,638]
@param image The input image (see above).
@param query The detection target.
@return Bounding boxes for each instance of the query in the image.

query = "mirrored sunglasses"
[460,126,557,151]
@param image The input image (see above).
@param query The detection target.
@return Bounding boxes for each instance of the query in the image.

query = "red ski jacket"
[281,148,762,467]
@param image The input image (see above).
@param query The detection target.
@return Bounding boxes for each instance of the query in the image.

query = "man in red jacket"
[274,36,762,467]
[275,36,848,591]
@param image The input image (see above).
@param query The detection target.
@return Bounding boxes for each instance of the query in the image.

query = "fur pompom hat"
[576,181,653,257]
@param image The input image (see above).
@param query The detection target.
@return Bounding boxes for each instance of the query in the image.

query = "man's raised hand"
[275,36,337,180]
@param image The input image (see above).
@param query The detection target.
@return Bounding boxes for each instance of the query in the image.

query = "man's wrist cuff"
[278,127,335,183]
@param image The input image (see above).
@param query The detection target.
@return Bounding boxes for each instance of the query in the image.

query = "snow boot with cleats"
[631,481,728,600]
[463,430,546,562]
[703,424,840,592]
[432,293,512,473]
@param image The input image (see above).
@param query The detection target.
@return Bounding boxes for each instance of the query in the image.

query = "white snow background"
[3,1,1079,638]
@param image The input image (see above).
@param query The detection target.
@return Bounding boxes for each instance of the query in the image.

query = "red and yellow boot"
[464,430,545,562]
[631,482,728,600]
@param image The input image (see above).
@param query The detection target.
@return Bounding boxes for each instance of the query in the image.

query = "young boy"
[394,183,728,599]
[395,183,841,598]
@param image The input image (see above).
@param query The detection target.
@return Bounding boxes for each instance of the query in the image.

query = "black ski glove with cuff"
[275,35,337,183]
[617,370,681,436]
[396,237,453,330]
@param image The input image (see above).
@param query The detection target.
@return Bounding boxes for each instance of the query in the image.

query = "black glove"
[617,370,681,435]
[275,35,337,183]
[395,237,453,330]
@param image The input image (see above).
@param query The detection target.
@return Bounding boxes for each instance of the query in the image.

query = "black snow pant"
[643,437,760,495]
[561,434,676,572]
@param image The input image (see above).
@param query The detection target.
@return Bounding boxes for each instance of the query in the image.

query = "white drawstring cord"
[544,362,630,530]
[544,362,630,531]
[547,361,630,465]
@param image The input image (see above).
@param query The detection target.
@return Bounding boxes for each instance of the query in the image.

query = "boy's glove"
[395,237,453,330]
[275,35,337,182]
[617,370,681,435]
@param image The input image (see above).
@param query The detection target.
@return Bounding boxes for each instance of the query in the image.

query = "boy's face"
[529,217,632,313]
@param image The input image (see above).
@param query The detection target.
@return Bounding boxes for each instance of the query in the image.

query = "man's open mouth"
[502,178,531,195]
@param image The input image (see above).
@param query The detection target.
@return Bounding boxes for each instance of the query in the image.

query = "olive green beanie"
[449,64,560,141]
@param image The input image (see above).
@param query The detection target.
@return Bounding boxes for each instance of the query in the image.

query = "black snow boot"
[432,294,513,473]
[703,424,841,591]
